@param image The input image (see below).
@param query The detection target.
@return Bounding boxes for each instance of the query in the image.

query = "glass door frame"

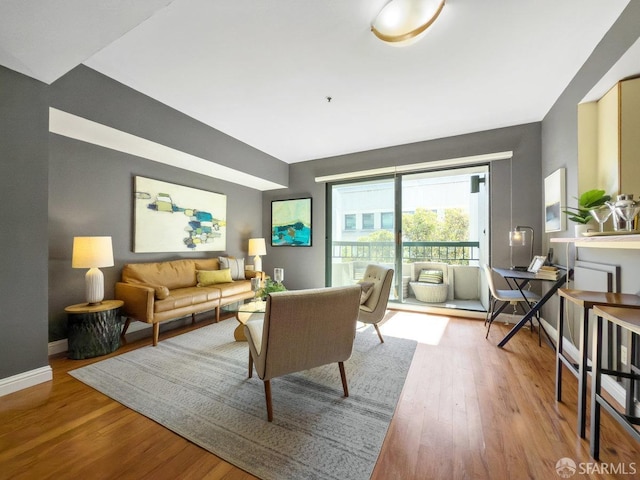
[326,164,489,309]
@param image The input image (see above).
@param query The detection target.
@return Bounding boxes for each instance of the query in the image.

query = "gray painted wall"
[50,66,288,187]
[47,65,284,342]
[262,123,543,291]
[48,135,263,340]
[540,0,640,329]
[0,66,50,379]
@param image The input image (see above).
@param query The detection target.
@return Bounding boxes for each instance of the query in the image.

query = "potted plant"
[563,189,611,224]
[257,278,287,299]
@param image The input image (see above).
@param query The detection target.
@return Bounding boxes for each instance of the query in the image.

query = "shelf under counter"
[550,234,640,249]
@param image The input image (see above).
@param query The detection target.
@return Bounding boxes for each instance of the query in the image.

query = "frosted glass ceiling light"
[371,0,445,45]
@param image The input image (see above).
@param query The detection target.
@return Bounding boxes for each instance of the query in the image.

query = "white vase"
[574,224,592,237]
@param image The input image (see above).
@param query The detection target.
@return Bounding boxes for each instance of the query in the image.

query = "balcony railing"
[332,240,480,265]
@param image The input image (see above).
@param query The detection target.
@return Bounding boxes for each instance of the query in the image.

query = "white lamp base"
[85,267,105,305]
[253,255,262,273]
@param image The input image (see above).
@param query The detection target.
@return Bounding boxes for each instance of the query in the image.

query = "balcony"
[331,240,483,312]
[331,240,479,265]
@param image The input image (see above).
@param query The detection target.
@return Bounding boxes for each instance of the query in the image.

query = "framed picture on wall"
[271,197,312,247]
[133,176,227,252]
[544,168,566,233]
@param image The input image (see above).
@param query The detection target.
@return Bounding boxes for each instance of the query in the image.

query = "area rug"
[69,320,417,480]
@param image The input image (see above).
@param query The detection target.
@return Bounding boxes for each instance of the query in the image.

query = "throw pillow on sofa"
[197,269,233,286]
[418,269,443,284]
[219,257,245,280]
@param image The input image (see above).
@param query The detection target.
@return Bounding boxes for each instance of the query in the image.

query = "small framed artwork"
[527,255,547,273]
[271,197,312,247]
[544,168,566,233]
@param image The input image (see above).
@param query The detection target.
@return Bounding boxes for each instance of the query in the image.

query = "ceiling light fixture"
[371,0,445,45]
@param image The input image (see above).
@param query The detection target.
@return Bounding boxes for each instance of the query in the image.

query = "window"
[381,212,393,229]
[344,214,356,230]
[362,213,374,230]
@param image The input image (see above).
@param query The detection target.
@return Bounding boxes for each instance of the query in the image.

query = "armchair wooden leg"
[264,380,273,422]
[191,313,196,324]
[248,351,253,378]
[373,323,384,343]
[215,306,220,323]
[339,361,349,397]
[152,323,159,346]
[121,318,131,338]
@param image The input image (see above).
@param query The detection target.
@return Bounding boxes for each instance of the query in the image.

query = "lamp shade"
[72,236,114,268]
[248,238,267,256]
[508,230,527,247]
[372,0,445,45]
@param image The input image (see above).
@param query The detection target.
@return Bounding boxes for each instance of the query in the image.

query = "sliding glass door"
[328,177,398,299]
[328,165,489,311]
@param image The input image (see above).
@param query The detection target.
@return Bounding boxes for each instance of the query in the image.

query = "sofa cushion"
[197,269,232,286]
[149,284,170,300]
[154,287,220,313]
[219,256,246,280]
[214,281,252,296]
[122,259,197,290]
[194,258,220,271]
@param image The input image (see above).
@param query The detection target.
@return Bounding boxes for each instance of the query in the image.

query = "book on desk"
[534,265,560,280]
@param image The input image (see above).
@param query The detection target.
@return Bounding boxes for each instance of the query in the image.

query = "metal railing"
[331,240,480,265]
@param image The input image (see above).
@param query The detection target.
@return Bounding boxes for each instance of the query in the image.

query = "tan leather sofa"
[115,258,259,346]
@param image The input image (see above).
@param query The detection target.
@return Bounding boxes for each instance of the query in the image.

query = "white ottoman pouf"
[410,281,448,303]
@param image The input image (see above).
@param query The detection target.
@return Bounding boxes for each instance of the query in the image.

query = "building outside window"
[381,211,393,229]
[362,213,374,230]
[344,214,356,230]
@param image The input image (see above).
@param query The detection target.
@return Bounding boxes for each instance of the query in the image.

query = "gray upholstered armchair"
[243,285,361,421]
[357,264,394,343]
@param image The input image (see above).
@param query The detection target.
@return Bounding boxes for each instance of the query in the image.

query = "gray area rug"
[69,320,417,480]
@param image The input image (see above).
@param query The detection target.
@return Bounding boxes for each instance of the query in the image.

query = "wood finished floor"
[1,312,638,479]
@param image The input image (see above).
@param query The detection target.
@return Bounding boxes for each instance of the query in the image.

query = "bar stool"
[556,288,640,438]
[589,305,640,460]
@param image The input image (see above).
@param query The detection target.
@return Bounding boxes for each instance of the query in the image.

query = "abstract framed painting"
[544,168,566,233]
[133,176,226,252]
[271,197,312,247]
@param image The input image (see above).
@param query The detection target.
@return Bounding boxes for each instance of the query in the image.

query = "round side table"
[65,300,124,360]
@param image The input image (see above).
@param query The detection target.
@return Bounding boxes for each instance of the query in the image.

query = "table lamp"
[248,237,266,272]
[508,225,534,270]
[72,236,114,305]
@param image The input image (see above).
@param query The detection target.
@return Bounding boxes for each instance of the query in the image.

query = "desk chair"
[482,264,541,340]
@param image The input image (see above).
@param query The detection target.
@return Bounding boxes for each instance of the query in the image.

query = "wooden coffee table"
[222,299,267,341]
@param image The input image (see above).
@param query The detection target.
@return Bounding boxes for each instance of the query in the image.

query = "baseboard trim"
[48,338,68,356]
[0,366,53,397]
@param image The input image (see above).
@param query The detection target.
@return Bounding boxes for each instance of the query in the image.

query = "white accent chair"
[357,264,394,343]
[244,285,361,422]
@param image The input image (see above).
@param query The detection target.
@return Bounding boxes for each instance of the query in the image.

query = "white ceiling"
[0,0,633,163]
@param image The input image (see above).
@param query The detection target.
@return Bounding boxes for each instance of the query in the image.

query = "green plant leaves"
[563,189,611,224]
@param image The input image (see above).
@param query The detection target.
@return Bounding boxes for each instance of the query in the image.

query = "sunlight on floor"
[377,311,450,345]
